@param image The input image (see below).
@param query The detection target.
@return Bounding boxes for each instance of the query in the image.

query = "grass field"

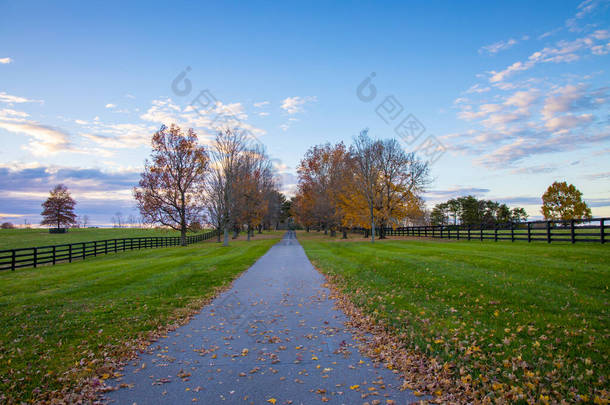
[0,234,281,403]
[299,232,609,403]
[0,227,198,250]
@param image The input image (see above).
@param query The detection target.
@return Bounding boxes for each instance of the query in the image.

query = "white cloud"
[253,101,270,108]
[139,97,267,144]
[105,103,117,109]
[0,120,70,155]
[258,112,270,116]
[541,84,596,119]
[0,108,29,121]
[81,122,153,149]
[544,113,593,131]
[0,57,13,64]
[0,92,42,104]
[479,38,518,55]
[465,84,490,94]
[280,96,317,114]
[488,30,610,83]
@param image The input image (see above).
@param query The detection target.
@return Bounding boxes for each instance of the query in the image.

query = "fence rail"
[0,229,220,272]
[355,217,608,244]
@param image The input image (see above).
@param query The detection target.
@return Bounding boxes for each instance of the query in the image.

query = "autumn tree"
[295,142,350,236]
[134,124,209,246]
[541,181,592,221]
[41,184,77,229]
[376,138,429,237]
[233,146,274,240]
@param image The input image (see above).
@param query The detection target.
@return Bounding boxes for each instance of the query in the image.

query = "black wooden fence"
[355,217,608,244]
[0,229,220,272]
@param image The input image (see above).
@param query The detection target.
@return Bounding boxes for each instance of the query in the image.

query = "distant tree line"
[430,196,528,226]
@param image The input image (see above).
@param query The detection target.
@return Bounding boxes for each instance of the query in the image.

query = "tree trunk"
[217,227,221,243]
[247,224,251,241]
[342,228,347,239]
[330,228,336,237]
[180,227,187,246]
[370,205,375,243]
[223,227,229,246]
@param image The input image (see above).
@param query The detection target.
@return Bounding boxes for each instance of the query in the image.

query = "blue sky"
[1,0,609,226]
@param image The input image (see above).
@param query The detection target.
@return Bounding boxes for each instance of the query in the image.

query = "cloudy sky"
[1,0,609,226]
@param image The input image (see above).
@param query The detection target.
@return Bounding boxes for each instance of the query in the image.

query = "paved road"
[104,231,421,404]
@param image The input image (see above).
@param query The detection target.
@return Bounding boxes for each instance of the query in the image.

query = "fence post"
[480,225,483,241]
[601,219,605,244]
[468,225,471,241]
[571,220,575,244]
[52,245,56,265]
[457,226,460,240]
[546,221,551,244]
[33,248,37,268]
[69,244,72,262]
[440,226,443,239]
[510,223,515,242]
[527,223,531,243]
[494,225,498,242]
[105,240,108,254]
[11,250,16,271]
[82,242,86,259]
[94,241,97,257]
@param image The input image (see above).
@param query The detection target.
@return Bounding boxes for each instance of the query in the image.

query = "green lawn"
[0,235,280,403]
[0,227,198,251]
[299,232,609,404]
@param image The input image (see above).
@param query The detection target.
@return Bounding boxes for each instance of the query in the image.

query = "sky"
[1,0,609,226]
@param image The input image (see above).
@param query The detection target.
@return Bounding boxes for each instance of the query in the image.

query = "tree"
[541,181,592,221]
[1,222,15,229]
[295,142,350,236]
[351,130,382,242]
[41,184,77,229]
[510,207,528,222]
[134,124,210,246]
[82,215,90,228]
[233,146,274,241]
[209,129,247,246]
[376,138,429,237]
[430,202,449,225]
[114,212,124,228]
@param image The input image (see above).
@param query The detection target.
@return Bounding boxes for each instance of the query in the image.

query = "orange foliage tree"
[294,131,429,241]
[134,124,210,246]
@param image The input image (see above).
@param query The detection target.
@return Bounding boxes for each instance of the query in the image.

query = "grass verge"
[0,235,280,403]
[299,231,609,404]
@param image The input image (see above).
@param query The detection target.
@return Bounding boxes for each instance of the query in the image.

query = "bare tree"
[114,212,124,228]
[210,129,247,246]
[82,215,90,228]
[205,166,227,242]
[351,130,382,243]
[134,124,210,245]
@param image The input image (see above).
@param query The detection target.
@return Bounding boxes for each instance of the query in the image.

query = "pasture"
[299,231,610,403]
[0,227,193,250]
